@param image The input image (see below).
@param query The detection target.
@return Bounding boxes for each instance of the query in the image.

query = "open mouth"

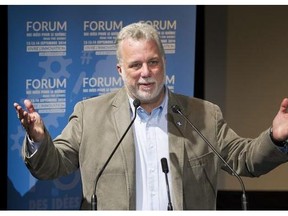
[139,82,154,90]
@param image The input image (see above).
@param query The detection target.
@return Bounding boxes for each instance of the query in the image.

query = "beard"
[123,75,166,104]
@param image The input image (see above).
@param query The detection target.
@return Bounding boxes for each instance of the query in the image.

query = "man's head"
[116,22,165,63]
[116,22,166,110]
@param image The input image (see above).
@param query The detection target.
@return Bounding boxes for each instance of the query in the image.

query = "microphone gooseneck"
[161,157,173,210]
[91,98,141,210]
[171,105,248,210]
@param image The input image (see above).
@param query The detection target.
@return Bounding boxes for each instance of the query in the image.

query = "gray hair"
[115,22,165,63]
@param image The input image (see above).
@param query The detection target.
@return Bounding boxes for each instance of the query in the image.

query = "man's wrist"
[269,127,288,147]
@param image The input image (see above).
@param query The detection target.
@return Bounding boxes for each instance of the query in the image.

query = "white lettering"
[83,77,122,88]
[26,21,67,32]
[26,78,66,89]
[83,21,123,31]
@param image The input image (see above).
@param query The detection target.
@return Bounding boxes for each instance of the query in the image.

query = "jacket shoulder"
[170,92,219,112]
[76,88,126,108]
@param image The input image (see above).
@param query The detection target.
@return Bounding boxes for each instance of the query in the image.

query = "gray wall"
[205,5,288,191]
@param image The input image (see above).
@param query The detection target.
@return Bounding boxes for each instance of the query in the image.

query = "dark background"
[1,5,8,211]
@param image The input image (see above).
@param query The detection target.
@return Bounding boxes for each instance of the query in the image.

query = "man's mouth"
[139,82,154,90]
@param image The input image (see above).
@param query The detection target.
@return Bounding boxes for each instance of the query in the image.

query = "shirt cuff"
[26,134,42,156]
[277,144,288,154]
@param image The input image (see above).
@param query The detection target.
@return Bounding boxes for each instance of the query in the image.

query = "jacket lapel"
[167,91,187,210]
[111,88,136,209]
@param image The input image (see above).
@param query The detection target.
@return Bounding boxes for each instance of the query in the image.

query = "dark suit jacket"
[23,87,288,210]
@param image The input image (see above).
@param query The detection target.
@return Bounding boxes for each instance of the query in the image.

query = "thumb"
[24,99,35,113]
[279,98,288,113]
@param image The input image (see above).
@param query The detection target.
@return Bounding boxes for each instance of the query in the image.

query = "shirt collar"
[128,86,168,118]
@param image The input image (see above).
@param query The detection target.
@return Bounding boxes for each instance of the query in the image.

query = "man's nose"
[141,63,151,77]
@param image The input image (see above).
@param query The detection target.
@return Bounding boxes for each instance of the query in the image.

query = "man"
[14,22,288,210]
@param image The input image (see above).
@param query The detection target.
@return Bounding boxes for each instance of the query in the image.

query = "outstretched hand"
[14,99,45,142]
[272,98,288,142]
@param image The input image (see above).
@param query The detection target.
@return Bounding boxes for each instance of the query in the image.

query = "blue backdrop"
[8,5,197,209]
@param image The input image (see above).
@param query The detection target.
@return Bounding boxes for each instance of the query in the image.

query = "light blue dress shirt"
[128,90,172,210]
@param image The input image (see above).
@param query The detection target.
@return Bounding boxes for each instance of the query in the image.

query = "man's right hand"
[14,99,45,142]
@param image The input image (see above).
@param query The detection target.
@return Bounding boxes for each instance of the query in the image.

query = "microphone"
[91,98,141,210]
[171,105,248,210]
[161,157,173,210]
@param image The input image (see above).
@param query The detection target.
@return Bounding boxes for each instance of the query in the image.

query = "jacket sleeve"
[22,102,83,180]
[215,104,288,177]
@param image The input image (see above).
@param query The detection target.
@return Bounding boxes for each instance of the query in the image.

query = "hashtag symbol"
[81,51,93,65]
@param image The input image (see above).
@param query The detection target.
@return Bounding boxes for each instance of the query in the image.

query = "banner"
[8,5,197,209]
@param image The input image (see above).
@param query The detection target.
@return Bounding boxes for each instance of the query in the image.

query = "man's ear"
[117,64,122,75]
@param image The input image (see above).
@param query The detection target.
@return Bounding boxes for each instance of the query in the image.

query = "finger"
[279,98,288,113]
[13,102,22,113]
[24,99,35,113]
[13,102,29,131]
[14,102,25,119]
[13,102,19,109]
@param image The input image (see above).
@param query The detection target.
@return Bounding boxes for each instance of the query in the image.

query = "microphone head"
[171,105,181,114]
[161,157,169,173]
[133,98,141,108]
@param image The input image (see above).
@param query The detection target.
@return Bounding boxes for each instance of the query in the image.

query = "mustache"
[138,78,156,84]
